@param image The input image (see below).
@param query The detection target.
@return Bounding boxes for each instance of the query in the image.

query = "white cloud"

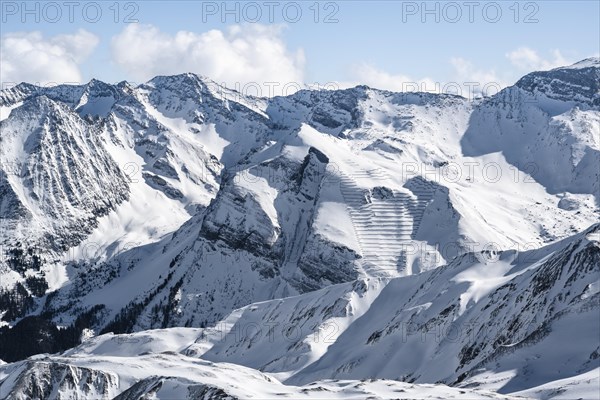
[342,60,504,99]
[449,57,507,97]
[0,29,99,86]
[506,47,570,71]
[450,57,501,85]
[111,24,305,96]
[342,63,437,93]
[345,47,574,98]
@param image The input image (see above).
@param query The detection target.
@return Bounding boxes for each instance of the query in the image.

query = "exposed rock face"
[462,59,600,205]
[114,377,237,400]
[0,228,596,399]
[291,225,600,388]
[1,96,130,251]
[201,224,600,394]
[0,345,523,400]
[515,58,600,106]
[1,361,118,400]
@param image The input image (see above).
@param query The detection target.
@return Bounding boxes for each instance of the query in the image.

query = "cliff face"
[2,361,119,400]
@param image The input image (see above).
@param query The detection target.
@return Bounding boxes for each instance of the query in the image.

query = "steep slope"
[461,58,600,205]
[0,329,521,400]
[39,145,360,332]
[0,95,130,250]
[0,95,132,314]
[196,224,600,396]
[0,226,596,399]
[0,76,269,325]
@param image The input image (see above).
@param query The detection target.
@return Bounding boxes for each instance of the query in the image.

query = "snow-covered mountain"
[462,58,600,204]
[0,224,597,399]
[0,58,598,399]
[0,331,523,400]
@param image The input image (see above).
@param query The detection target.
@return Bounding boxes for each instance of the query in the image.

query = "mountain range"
[0,58,598,399]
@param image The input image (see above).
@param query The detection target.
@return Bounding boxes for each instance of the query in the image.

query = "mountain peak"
[556,57,600,70]
[0,82,40,106]
[145,72,219,91]
[514,57,600,106]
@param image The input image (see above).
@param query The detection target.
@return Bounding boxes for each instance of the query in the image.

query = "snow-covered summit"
[556,56,600,70]
[514,57,599,106]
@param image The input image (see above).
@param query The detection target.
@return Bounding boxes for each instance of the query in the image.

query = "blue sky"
[1,1,599,95]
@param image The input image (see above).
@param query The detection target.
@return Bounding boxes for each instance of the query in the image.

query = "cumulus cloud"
[506,47,570,71]
[0,29,99,86]
[111,24,305,96]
